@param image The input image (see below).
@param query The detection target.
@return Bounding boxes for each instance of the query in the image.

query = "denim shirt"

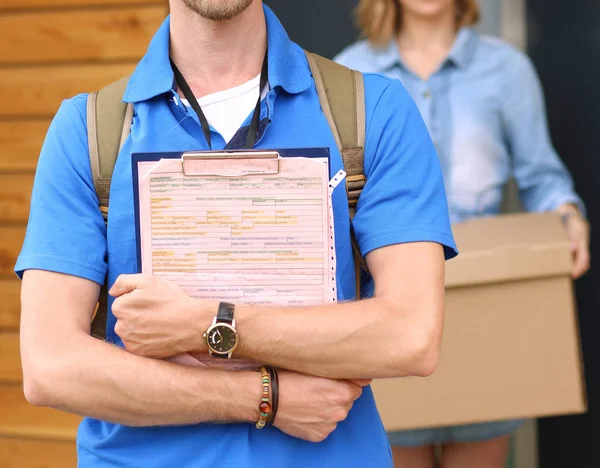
[335,28,583,223]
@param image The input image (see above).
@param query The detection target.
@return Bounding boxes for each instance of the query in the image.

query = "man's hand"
[274,371,371,443]
[110,274,213,358]
[557,204,591,279]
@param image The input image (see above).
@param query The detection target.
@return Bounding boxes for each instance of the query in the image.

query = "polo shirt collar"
[123,17,172,103]
[123,5,311,104]
[263,5,312,94]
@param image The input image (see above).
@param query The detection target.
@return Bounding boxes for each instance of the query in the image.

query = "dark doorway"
[265,0,359,58]
[527,1,600,466]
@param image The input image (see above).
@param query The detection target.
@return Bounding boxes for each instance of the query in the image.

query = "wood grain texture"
[0,7,164,64]
[0,385,80,441]
[0,174,34,223]
[0,121,48,171]
[0,437,77,468]
[1,0,162,9]
[0,333,21,384]
[0,63,136,117]
[0,0,163,456]
[0,227,25,277]
[0,279,21,330]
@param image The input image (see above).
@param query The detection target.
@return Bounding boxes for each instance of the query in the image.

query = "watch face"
[207,324,238,354]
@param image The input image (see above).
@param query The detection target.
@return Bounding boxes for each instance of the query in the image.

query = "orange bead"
[259,401,272,415]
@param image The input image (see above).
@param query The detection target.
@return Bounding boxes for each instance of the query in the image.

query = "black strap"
[170,52,268,150]
[217,302,235,325]
[267,367,279,426]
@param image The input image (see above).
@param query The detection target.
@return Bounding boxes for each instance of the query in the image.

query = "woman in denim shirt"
[335,0,590,466]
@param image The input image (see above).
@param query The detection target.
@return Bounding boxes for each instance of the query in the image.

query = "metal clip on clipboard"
[181,151,280,177]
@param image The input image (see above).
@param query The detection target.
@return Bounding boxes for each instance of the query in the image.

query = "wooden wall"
[0,1,167,466]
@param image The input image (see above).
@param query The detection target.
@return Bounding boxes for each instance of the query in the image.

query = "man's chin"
[182,0,255,21]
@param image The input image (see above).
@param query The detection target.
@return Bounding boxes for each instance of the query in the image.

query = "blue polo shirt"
[16,6,456,468]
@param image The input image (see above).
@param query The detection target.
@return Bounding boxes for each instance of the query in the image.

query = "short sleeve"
[15,95,108,284]
[353,77,457,260]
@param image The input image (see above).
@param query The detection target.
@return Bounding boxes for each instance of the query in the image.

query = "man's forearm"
[111,243,445,381]
[230,296,440,380]
[24,334,260,427]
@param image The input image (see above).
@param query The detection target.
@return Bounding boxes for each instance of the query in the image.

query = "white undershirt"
[181,74,267,144]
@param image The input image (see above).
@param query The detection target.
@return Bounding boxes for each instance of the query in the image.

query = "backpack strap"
[305,52,367,298]
[86,76,133,339]
[85,55,367,340]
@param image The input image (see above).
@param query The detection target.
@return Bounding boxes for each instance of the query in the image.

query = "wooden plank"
[0,438,76,468]
[0,332,21,384]
[0,174,34,223]
[0,226,25,277]
[0,279,21,330]
[0,437,77,468]
[0,385,80,441]
[1,0,160,9]
[0,121,48,171]
[0,7,164,65]
[0,63,135,117]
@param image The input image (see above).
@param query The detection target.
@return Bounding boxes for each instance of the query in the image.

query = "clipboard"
[132,147,345,370]
[182,151,280,176]
[132,148,331,275]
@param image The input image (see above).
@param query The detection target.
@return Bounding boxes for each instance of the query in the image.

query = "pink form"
[136,156,340,369]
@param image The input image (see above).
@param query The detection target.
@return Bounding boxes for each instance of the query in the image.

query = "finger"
[110,295,130,318]
[343,381,364,401]
[109,274,147,297]
[572,243,591,279]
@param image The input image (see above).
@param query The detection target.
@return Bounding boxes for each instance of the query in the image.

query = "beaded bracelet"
[256,367,272,429]
[267,367,279,426]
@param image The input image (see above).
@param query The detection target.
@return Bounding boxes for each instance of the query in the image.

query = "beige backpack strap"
[86,75,133,339]
[87,75,133,214]
[305,52,367,298]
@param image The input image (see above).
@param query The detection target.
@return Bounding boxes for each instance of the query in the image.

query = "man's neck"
[169,1,267,98]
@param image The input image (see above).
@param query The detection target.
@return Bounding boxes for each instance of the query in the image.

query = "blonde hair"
[356,0,480,45]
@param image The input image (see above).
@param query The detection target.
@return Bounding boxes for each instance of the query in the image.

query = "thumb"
[109,274,146,297]
[572,242,590,279]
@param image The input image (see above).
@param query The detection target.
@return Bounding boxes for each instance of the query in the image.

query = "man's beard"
[182,0,254,20]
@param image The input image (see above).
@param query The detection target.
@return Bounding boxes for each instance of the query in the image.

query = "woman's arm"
[501,51,590,277]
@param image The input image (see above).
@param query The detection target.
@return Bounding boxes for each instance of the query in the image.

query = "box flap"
[446,213,572,289]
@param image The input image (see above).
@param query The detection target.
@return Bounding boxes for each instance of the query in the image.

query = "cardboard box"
[372,213,587,431]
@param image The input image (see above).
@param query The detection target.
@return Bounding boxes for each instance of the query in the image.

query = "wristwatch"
[203,302,239,358]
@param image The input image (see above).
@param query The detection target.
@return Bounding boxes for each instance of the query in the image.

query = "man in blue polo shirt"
[17,1,456,466]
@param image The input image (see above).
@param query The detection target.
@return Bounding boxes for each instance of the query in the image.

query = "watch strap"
[216,302,235,325]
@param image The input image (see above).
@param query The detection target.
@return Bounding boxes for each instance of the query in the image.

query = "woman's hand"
[557,204,590,279]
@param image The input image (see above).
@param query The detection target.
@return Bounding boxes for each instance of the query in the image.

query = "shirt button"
[423,90,431,99]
